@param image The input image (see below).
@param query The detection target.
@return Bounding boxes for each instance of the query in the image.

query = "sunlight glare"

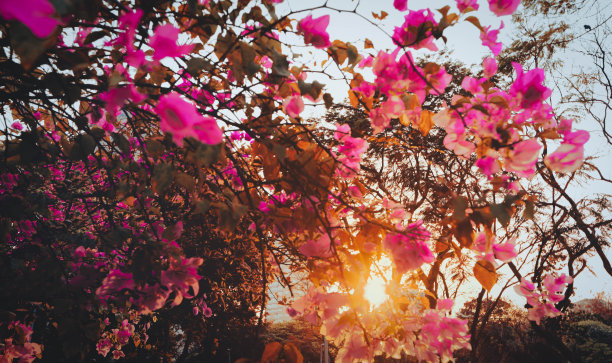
[364,274,388,308]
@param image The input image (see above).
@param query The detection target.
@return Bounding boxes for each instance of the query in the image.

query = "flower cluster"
[0,321,43,363]
[383,221,434,274]
[515,274,573,324]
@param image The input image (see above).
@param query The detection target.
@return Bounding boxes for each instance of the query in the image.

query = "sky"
[266,0,612,320]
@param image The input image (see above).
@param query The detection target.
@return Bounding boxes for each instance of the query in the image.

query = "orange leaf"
[474,259,497,292]
[419,110,434,136]
[372,11,388,20]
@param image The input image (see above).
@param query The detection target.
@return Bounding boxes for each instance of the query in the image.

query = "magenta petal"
[0,0,59,38]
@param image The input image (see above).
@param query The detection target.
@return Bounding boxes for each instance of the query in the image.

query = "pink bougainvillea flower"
[369,107,391,134]
[515,277,535,297]
[0,0,59,38]
[149,24,195,60]
[108,9,142,49]
[99,85,146,116]
[543,274,573,300]
[383,221,434,274]
[427,66,453,95]
[156,92,223,145]
[202,305,213,317]
[482,57,498,77]
[437,298,454,311]
[135,284,170,314]
[299,234,333,258]
[545,129,589,173]
[334,124,368,178]
[96,269,135,299]
[96,338,113,357]
[480,21,504,57]
[161,257,204,306]
[393,9,439,51]
[192,116,225,144]
[112,349,125,360]
[10,121,23,131]
[298,15,331,49]
[444,120,475,157]
[283,95,304,118]
[456,0,479,12]
[557,118,573,135]
[475,155,500,178]
[504,139,541,178]
[509,62,551,109]
[394,0,408,11]
[461,75,486,94]
[488,0,521,16]
[492,240,517,262]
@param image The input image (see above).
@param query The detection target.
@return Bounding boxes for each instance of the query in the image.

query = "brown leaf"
[283,342,304,363]
[465,16,484,32]
[261,342,282,363]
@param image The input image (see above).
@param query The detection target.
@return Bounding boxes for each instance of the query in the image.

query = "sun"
[364,274,388,308]
[363,255,393,308]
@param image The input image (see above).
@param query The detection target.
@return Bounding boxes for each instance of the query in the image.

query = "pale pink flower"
[283,95,304,118]
[298,15,331,49]
[369,107,391,134]
[456,0,479,12]
[149,24,195,60]
[202,305,213,317]
[299,234,333,258]
[483,57,498,77]
[492,240,517,262]
[488,0,521,16]
[504,139,541,178]
[444,120,475,156]
[383,222,434,274]
[545,144,583,173]
[0,0,59,38]
[461,75,486,94]
[545,130,589,173]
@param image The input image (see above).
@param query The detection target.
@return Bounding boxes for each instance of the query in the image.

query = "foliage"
[0,0,610,362]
